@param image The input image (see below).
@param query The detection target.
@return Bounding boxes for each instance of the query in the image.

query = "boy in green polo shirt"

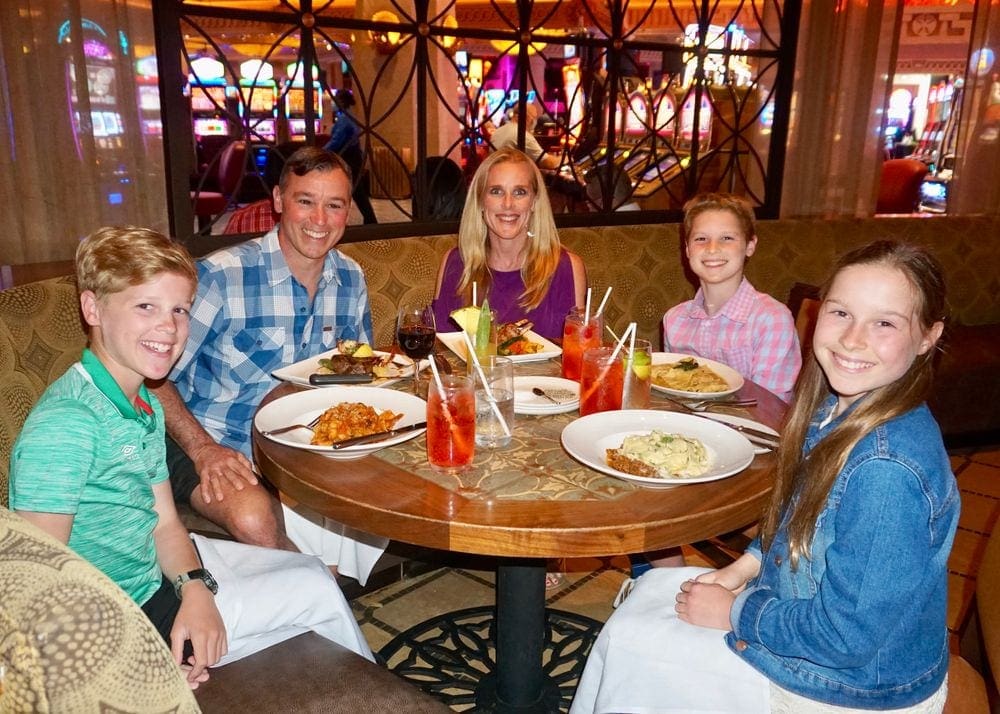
[9,226,371,689]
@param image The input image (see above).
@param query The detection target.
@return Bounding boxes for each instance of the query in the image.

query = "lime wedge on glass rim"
[630,350,652,380]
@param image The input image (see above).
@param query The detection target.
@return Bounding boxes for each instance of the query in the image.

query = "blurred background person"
[324,90,377,225]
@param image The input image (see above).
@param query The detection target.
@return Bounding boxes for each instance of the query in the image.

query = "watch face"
[193,568,219,594]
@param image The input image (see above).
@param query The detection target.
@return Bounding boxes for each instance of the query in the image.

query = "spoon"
[532,387,560,404]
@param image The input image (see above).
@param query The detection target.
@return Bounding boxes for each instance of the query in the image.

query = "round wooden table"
[254,366,786,712]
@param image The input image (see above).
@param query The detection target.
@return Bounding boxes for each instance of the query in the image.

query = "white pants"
[281,503,389,586]
[571,568,946,714]
[192,534,374,666]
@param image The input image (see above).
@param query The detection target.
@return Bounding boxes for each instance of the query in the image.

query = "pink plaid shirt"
[662,278,802,402]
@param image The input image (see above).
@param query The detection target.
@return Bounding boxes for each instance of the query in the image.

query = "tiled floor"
[350,443,999,710]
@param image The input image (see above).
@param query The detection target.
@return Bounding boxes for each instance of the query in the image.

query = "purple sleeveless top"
[432,248,576,340]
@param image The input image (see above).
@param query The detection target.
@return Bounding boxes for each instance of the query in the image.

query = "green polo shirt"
[9,349,168,605]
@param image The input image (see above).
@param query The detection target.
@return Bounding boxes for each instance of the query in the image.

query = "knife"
[329,422,428,450]
[309,372,375,385]
[659,396,781,448]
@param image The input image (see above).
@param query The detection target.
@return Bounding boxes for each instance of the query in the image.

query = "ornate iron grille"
[156,0,798,239]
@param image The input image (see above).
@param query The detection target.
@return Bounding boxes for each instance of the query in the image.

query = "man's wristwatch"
[173,568,219,599]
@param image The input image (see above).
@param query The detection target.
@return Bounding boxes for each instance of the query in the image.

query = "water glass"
[622,339,652,410]
[426,374,476,471]
[472,356,515,448]
[561,307,603,381]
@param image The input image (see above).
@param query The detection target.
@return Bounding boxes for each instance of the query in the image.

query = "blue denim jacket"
[726,398,959,708]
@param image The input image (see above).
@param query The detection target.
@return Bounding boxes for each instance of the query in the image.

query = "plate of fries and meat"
[254,387,427,459]
[272,339,414,388]
[438,318,561,364]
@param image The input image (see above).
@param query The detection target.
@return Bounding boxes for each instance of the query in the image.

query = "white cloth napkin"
[280,503,389,585]
[192,534,373,666]
[571,567,769,713]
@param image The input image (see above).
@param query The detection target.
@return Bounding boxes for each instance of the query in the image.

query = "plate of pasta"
[561,410,754,488]
[254,387,427,460]
[649,352,744,399]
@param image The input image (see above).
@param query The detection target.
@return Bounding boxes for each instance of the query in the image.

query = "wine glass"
[396,303,436,395]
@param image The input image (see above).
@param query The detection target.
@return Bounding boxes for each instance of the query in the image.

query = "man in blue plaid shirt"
[152,147,388,583]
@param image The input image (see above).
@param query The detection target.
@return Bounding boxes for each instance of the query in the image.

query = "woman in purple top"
[433,148,587,340]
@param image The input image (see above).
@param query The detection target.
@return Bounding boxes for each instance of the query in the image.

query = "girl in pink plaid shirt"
[663,193,801,402]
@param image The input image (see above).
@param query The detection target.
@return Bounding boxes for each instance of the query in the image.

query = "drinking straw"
[629,325,637,358]
[460,330,511,437]
[584,287,592,323]
[609,322,636,362]
[427,349,455,427]
[605,324,621,343]
[593,286,613,319]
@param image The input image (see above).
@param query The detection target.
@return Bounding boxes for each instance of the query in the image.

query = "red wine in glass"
[396,304,436,394]
[397,324,435,360]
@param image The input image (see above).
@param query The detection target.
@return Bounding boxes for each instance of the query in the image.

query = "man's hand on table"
[192,443,257,504]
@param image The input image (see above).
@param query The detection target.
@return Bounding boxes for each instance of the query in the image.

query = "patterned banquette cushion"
[0,506,198,712]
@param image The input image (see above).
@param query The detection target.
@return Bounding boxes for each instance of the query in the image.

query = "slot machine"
[135,55,162,140]
[284,62,322,141]
[632,88,684,200]
[238,59,278,143]
[188,56,234,140]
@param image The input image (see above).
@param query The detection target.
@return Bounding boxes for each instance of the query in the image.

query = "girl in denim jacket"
[572,241,957,713]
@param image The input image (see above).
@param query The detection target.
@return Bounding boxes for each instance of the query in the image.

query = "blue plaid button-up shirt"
[170,227,373,456]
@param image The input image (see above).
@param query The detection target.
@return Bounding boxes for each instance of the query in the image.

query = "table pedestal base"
[379,562,601,712]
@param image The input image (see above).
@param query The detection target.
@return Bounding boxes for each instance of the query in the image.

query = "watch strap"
[173,568,218,599]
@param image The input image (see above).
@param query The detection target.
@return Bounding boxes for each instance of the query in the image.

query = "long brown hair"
[760,241,947,567]
[454,147,561,310]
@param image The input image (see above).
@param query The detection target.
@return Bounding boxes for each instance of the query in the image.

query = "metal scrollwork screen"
[159,0,797,238]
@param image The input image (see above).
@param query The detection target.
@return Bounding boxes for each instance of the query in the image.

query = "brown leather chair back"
[875,158,928,214]
[216,140,248,197]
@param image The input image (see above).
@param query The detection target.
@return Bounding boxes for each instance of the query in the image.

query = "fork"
[261,413,323,438]
[675,398,757,411]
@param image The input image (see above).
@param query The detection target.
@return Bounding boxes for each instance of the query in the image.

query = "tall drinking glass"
[579,346,623,416]
[473,356,515,449]
[396,303,436,395]
[562,307,603,381]
[426,374,476,471]
[622,339,652,410]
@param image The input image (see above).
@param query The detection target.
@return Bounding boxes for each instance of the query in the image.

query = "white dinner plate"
[513,376,579,415]
[649,352,744,399]
[702,413,780,455]
[272,348,413,388]
[254,387,426,460]
[561,409,755,488]
[437,330,562,364]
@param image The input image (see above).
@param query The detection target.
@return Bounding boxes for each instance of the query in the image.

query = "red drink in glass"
[426,375,476,471]
[579,347,624,416]
[562,308,603,381]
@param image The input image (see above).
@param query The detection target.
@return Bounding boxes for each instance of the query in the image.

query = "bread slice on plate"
[605,448,657,478]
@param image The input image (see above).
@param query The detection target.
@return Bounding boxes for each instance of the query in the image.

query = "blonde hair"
[76,226,197,300]
[760,241,947,568]
[454,147,561,310]
[682,193,756,242]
